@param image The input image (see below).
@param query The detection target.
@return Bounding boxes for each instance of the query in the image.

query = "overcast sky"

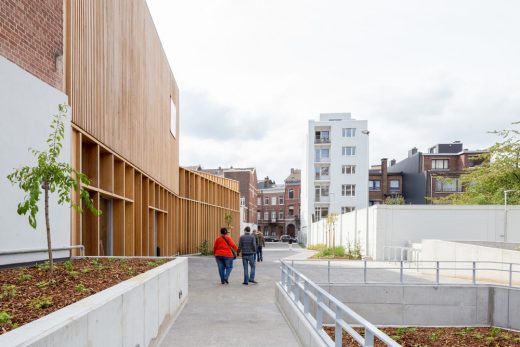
[147,0,520,183]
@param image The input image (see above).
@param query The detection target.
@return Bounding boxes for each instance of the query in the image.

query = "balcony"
[314,138,331,144]
[315,195,330,203]
[314,157,330,163]
[314,173,330,181]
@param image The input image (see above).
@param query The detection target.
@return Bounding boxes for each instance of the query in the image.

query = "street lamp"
[361,130,370,258]
[504,189,516,242]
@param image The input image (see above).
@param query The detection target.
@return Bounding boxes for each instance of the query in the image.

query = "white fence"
[307,205,520,260]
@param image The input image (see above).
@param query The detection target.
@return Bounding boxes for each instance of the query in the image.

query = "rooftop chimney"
[390,159,396,166]
[408,147,418,158]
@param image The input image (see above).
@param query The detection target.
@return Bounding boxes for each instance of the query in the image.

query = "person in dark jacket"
[213,227,238,285]
[238,226,257,285]
[255,230,265,262]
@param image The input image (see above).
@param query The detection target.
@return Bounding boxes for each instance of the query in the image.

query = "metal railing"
[280,261,400,347]
[383,246,421,262]
[314,138,331,144]
[289,259,520,288]
[0,245,85,257]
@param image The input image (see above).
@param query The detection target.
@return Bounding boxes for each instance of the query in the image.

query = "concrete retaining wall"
[324,284,520,330]
[0,257,189,347]
[275,283,327,347]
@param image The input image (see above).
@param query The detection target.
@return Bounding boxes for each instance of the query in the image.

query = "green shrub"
[334,246,345,257]
[147,261,159,267]
[30,296,53,309]
[74,284,91,293]
[198,240,213,256]
[63,260,74,271]
[81,266,92,273]
[35,261,50,272]
[0,311,17,328]
[127,267,136,276]
[0,285,17,301]
[16,271,32,283]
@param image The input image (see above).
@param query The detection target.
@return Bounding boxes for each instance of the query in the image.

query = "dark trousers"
[256,246,263,261]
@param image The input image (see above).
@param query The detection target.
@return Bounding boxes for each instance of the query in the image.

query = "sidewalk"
[159,243,303,347]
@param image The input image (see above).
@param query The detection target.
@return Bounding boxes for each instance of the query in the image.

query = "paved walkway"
[159,243,302,347]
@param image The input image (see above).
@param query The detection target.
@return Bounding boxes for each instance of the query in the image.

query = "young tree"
[433,122,520,205]
[325,213,338,249]
[224,211,233,229]
[7,104,100,273]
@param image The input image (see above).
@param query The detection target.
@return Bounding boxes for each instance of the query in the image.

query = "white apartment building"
[302,113,369,231]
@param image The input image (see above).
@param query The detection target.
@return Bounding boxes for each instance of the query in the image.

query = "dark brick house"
[388,142,486,204]
[369,158,403,205]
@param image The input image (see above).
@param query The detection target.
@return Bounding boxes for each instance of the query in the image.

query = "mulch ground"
[325,326,520,346]
[0,258,170,335]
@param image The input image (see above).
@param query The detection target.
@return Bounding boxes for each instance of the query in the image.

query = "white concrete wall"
[419,240,520,285]
[0,257,189,347]
[308,205,520,260]
[0,56,71,265]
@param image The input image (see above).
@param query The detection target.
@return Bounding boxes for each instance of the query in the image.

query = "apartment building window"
[389,180,400,191]
[315,185,330,200]
[341,206,355,214]
[315,148,330,161]
[240,197,245,206]
[342,128,356,137]
[170,97,177,138]
[279,196,284,205]
[314,207,328,221]
[342,165,356,174]
[369,180,381,191]
[435,178,461,192]
[264,197,269,205]
[315,165,329,179]
[264,211,269,220]
[279,212,284,220]
[342,146,356,156]
[271,211,276,220]
[432,159,449,170]
[288,189,294,199]
[257,197,262,205]
[315,130,330,143]
[342,184,355,196]
[271,197,277,205]
[288,205,294,216]
[257,212,261,221]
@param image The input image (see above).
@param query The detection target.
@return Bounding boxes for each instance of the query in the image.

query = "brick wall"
[0,0,63,90]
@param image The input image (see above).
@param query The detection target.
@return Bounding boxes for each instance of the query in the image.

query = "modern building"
[369,158,404,205]
[388,142,486,204]
[302,113,369,231]
[192,166,258,225]
[0,0,240,264]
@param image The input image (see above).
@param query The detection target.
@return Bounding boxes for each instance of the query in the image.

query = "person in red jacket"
[213,227,238,284]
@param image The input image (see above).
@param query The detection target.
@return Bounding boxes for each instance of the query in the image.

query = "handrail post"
[510,263,513,287]
[400,261,404,284]
[303,281,310,314]
[328,260,331,283]
[281,263,285,287]
[335,306,343,347]
[364,260,367,283]
[472,261,476,284]
[364,328,374,347]
[294,272,300,302]
[436,261,440,284]
[315,291,323,331]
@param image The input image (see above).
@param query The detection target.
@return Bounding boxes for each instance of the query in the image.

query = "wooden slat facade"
[66,0,241,256]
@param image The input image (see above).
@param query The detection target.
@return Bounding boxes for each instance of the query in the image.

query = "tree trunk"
[44,181,53,273]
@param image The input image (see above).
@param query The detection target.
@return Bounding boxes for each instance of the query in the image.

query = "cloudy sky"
[147,0,520,183]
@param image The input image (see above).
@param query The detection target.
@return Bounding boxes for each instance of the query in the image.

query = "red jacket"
[213,235,238,257]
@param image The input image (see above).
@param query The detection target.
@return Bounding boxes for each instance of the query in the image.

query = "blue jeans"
[215,256,234,283]
[242,254,256,283]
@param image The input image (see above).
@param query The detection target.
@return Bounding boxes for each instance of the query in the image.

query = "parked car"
[264,235,278,242]
[280,235,291,243]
